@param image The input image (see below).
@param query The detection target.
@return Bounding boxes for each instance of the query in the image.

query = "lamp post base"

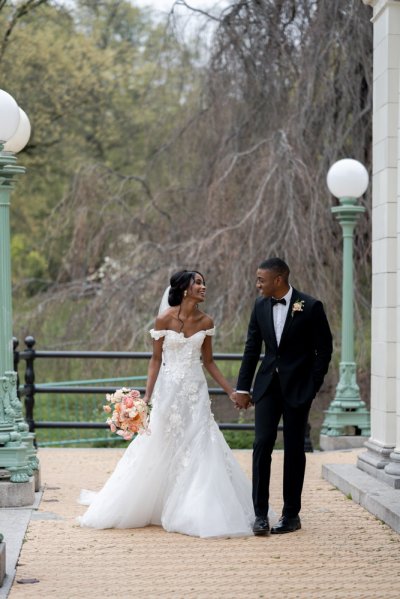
[321,361,370,437]
[320,405,370,437]
[7,368,40,481]
[0,374,33,484]
[0,477,34,507]
[0,444,32,482]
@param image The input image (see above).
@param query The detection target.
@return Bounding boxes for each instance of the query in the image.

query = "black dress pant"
[253,373,311,519]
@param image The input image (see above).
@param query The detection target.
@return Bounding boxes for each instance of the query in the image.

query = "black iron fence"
[13,335,313,451]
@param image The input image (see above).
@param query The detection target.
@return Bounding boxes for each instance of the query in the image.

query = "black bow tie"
[271,297,287,306]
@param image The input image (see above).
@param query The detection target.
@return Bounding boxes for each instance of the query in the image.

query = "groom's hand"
[231,391,251,410]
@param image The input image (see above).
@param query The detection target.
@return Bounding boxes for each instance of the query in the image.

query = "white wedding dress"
[78,328,255,538]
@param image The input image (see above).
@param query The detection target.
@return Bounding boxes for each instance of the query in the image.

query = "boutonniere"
[291,299,305,317]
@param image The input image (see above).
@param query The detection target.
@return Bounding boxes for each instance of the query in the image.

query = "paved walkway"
[3,448,400,599]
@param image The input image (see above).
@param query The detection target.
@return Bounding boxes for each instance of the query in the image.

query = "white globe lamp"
[0,89,20,143]
[3,108,31,153]
[327,158,369,199]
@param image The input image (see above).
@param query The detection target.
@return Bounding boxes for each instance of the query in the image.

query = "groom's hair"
[259,258,290,280]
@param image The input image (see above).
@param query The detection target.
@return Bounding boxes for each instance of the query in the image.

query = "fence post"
[24,336,36,434]
[13,336,19,399]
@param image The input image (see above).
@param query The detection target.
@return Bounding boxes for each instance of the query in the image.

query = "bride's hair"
[168,270,205,307]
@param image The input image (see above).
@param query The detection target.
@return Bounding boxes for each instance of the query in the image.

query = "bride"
[78,269,255,538]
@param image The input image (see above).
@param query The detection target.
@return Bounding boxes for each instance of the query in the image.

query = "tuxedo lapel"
[278,289,298,346]
[265,297,278,349]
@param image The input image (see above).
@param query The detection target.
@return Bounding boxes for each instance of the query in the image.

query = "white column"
[359,0,400,477]
[385,30,400,476]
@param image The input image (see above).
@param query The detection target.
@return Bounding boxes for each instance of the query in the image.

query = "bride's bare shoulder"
[198,311,214,329]
[155,308,175,329]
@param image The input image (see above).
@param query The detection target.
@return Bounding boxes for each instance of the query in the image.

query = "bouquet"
[103,387,150,440]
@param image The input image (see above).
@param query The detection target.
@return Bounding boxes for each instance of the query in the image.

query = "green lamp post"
[321,158,370,438]
[0,89,38,494]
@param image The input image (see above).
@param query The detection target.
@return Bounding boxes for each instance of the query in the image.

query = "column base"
[357,440,400,488]
[384,450,400,478]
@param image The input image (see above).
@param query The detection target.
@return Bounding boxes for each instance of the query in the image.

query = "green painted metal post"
[321,197,370,436]
[340,199,360,365]
[0,146,35,483]
[0,178,13,376]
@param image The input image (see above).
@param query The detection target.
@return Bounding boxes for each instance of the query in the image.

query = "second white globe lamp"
[4,108,31,153]
[327,158,369,199]
[0,89,20,143]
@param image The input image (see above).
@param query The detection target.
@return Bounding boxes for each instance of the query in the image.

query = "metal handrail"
[37,375,148,387]
[19,350,248,360]
[21,385,226,395]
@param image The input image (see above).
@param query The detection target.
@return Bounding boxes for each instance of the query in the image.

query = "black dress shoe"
[253,516,270,536]
[271,516,301,534]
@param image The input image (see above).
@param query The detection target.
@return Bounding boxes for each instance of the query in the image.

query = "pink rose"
[125,397,134,409]
[103,405,112,413]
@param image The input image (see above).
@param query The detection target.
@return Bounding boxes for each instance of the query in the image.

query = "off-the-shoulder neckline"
[150,328,215,340]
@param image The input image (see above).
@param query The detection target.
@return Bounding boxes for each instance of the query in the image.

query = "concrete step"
[322,462,400,533]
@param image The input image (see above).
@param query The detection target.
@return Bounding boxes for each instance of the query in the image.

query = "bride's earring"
[184,290,188,297]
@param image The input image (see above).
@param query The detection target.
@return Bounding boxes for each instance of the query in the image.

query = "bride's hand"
[142,394,150,404]
[231,391,251,410]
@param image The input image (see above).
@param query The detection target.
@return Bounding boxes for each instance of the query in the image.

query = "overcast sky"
[133,0,230,49]
[134,0,230,20]
[135,0,229,12]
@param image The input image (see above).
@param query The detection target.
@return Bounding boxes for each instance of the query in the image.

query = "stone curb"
[0,490,42,599]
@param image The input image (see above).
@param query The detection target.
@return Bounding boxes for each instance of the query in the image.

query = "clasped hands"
[230,391,252,410]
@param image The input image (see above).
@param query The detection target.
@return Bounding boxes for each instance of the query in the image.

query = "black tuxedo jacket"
[236,288,333,407]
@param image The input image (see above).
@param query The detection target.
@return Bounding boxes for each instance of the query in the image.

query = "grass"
[34,392,122,447]
[221,430,254,449]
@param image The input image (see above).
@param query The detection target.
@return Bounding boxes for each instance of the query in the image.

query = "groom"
[232,258,332,535]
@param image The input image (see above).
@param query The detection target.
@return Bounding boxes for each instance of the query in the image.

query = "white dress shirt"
[273,286,292,346]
